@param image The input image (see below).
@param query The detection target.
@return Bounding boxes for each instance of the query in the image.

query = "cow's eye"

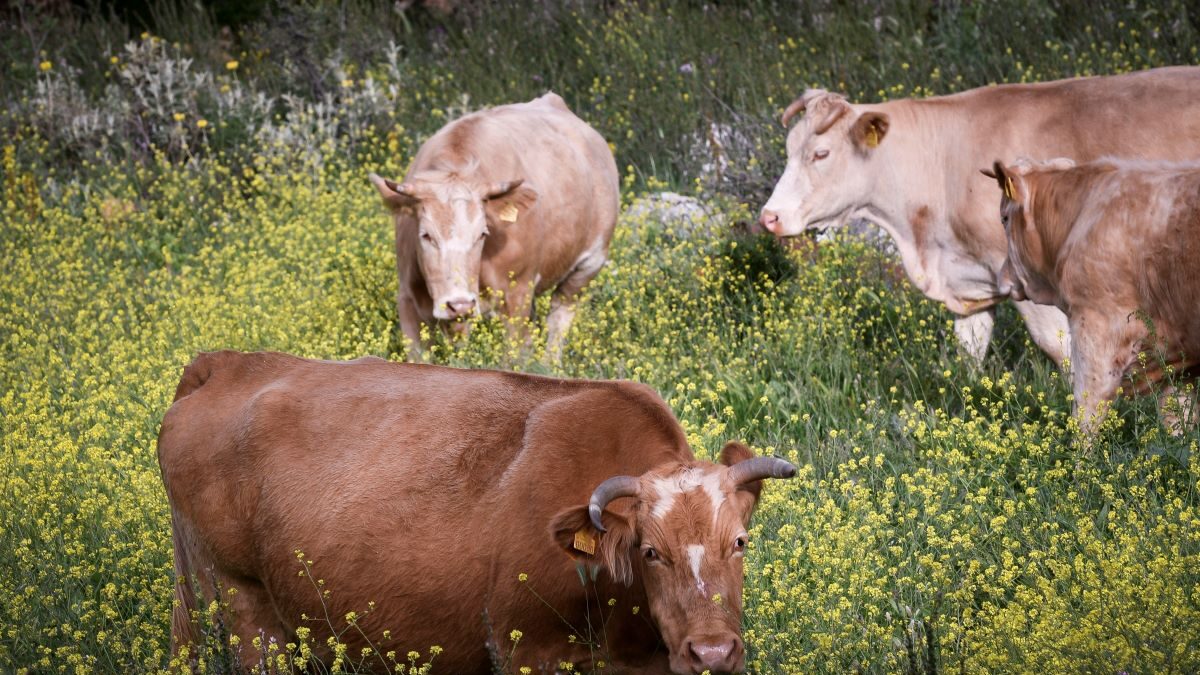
[420,231,433,242]
[734,536,747,552]
[813,149,829,161]
[643,547,658,561]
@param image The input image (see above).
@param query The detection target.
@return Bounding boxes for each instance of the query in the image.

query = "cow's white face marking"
[650,468,724,522]
[686,544,707,596]
[700,472,725,522]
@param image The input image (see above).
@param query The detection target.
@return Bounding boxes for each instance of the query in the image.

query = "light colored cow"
[760,67,1200,364]
[371,92,619,359]
[988,157,1200,435]
[159,350,797,673]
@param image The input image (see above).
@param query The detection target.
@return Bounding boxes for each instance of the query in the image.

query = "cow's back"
[881,66,1200,275]
[966,67,1200,163]
[1052,163,1200,344]
[411,93,619,273]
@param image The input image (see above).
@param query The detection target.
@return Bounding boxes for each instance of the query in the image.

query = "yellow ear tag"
[1003,176,1015,200]
[498,203,519,223]
[865,127,879,148]
[572,530,596,556]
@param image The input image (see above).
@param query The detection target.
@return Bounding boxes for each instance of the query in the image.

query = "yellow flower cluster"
[2,4,1198,674]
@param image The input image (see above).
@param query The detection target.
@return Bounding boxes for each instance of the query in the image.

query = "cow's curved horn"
[486,178,524,199]
[781,98,808,128]
[728,457,797,485]
[587,476,640,532]
[781,89,830,128]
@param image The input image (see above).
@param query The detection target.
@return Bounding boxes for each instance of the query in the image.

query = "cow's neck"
[850,105,946,299]
[853,101,999,314]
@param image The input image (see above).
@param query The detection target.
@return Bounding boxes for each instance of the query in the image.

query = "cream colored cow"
[761,67,1200,364]
[372,92,619,359]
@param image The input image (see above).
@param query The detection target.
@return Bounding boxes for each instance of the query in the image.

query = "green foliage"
[1,1,1199,673]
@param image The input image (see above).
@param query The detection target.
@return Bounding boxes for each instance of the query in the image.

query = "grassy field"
[2,0,1199,672]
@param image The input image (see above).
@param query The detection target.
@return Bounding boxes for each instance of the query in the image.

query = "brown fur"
[159,352,789,673]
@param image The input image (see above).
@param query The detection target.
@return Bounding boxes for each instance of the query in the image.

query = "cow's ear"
[719,441,764,521]
[850,112,889,152]
[370,173,418,212]
[485,180,539,226]
[550,505,637,586]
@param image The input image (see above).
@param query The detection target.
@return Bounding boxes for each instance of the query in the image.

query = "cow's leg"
[1156,383,1198,436]
[499,280,536,353]
[545,295,577,363]
[221,574,290,672]
[953,309,995,365]
[397,293,425,361]
[1069,312,1136,439]
[1014,300,1071,367]
[546,248,608,362]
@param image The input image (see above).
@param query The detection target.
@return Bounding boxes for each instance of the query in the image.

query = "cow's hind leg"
[211,573,291,672]
[547,247,608,362]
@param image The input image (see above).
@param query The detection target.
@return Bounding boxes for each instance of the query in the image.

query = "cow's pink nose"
[758,210,780,233]
[687,637,739,672]
[445,297,476,318]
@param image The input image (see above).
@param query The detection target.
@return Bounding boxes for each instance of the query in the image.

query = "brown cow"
[987,158,1200,434]
[158,351,796,673]
[371,92,619,360]
[759,67,1200,365]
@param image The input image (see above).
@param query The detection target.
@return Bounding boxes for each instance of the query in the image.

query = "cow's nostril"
[758,210,780,233]
[445,298,477,318]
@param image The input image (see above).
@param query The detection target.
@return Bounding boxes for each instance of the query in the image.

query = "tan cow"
[370,92,619,359]
[987,158,1200,435]
[159,351,796,674]
[759,67,1200,365]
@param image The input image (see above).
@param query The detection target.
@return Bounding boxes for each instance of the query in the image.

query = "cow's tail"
[164,351,233,658]
[169,506,202,659]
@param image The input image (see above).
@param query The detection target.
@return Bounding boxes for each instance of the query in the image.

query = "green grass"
[2,1,1199,673]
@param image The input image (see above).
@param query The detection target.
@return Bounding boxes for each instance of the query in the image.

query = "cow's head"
[550,442,797,674]
[759,89,889,236]
[983,158,1075,307]
[371,170,538,320]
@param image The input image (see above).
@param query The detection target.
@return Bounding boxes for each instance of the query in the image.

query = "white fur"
[686,544,707,596]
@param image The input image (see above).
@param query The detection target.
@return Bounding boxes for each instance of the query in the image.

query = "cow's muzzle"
[757,210,781,234]
[684,634,743,674]
[434,295,478,321]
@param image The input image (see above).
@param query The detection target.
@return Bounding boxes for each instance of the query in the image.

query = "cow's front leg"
[953,309,995,365]
[1014,300,1071,367]
[1156,382,1198,436]
[1069,312,1134,440]
[397,293,426,361]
